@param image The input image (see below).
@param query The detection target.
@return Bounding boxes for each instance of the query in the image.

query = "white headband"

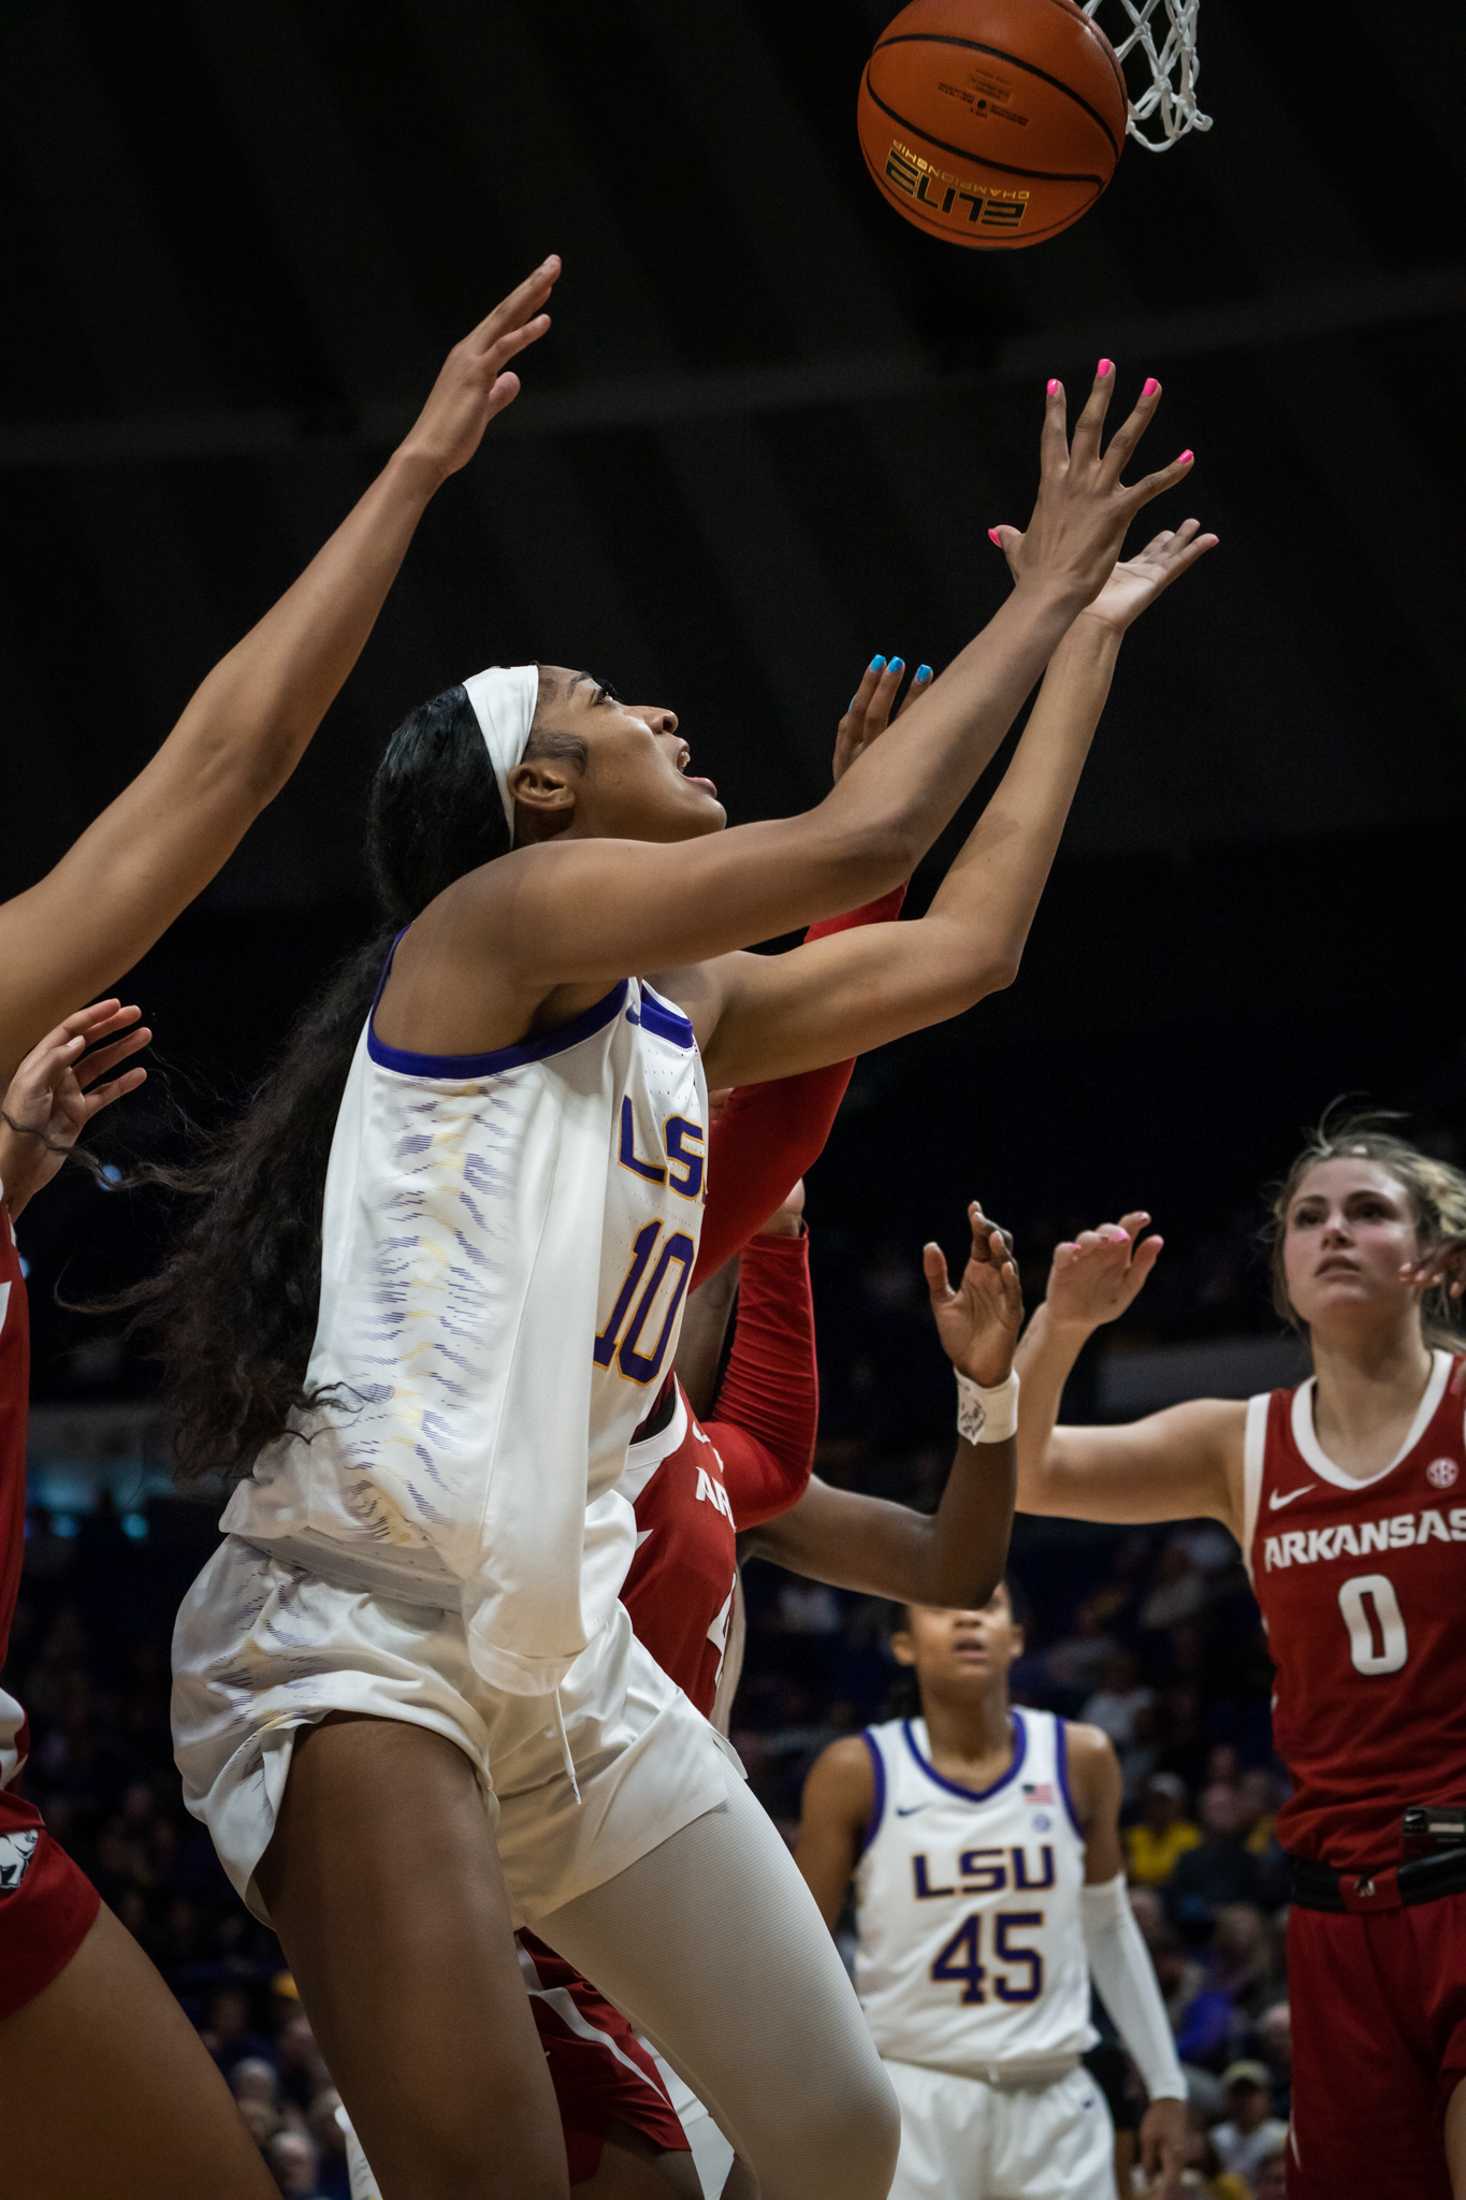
[462,664,540,844]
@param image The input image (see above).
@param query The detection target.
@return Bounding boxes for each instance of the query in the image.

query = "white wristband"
[955,1368,1019,1445]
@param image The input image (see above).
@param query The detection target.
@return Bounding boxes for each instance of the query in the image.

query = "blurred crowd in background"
[12,1471,1295,2196]
[9,1403,1288,2196]
[14,1058,1466,2198]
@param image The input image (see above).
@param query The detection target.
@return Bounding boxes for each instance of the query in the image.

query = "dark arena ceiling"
[0,2,1462,942]
[4,1,1465,1381]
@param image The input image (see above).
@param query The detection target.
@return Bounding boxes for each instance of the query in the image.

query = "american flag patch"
[1023,1781,1055,1804]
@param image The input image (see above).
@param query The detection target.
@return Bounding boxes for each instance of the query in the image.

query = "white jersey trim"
[1241,1391,1270,1583]
[901,1710,1027,1804]
[636,986,697,1048]
[618,1385,691,1508]
[1289,1347,1450,1492]
[367,952,630,1080]
[523,1980,667,2096]
[0,1684,27,1790]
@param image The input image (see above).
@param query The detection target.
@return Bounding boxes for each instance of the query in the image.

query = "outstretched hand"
[998,364,1198,610]
[0,1001,150,1219]
[989,519,1218,636]
[832,653,933,783]
[398,256,561,483]
[1046,1212,1164,1336]
[923,1201,1024,1389]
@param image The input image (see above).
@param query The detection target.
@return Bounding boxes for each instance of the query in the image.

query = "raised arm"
[0,260,560,1087]
[454,369,1195,1017]
[747,1202,1021,1605]
[1013,1216,1244,1534]
[692,510,1216,1089]
[690,662,915,1288]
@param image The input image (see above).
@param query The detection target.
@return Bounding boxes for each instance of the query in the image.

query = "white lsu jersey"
[221,956,706,1698]
[854,1709,1096,2080]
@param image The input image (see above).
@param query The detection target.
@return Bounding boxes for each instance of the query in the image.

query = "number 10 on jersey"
[595,1223,696,1387]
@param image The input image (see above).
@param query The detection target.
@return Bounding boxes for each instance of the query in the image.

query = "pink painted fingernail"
[1097,357,1114,378]
[987,527,1003,546]
[1047,377,1061,395]
[1178,449,1194,464]
[1142,376,1160,398]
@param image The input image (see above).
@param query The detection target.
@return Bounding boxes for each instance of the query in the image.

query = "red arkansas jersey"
[1,1205,31,1788]
[616,1230,818,1720]
[619,1385,738,1721]
[1244,1349,1466,1870]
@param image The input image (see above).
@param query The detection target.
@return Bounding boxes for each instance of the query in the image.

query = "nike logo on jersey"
[895,1804,929,1817]
[1269,1485,1312,1509]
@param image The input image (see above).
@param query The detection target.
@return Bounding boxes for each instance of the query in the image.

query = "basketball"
[857,0,1129,249]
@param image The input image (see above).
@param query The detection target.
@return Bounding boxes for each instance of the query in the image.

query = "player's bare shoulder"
[1062,1720,1119,1778]
[805,1731,878,1818]
[1060,1720,1121,1818]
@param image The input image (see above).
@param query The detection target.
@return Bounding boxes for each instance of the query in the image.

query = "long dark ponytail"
[134,679,582,1486]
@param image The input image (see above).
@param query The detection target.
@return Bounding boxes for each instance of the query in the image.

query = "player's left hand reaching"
[0,1000,150,1220]
[1137,2093,1188,2197]
[1046,1213,1164,1336]
[988,516,1218,635]
[832,653,933,782]
[397,254,561,484]
[922,1201,1023,1389]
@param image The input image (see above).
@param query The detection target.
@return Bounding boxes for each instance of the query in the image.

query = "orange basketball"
[857,0,1128,250]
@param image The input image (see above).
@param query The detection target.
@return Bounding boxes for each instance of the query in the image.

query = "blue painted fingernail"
[869,654,886,672]
[889,657,905,674]
[915,663,932,682]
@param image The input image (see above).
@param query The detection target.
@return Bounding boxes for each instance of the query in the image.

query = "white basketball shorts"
[172,1533,740,1928]
[884,2058,1114,2200]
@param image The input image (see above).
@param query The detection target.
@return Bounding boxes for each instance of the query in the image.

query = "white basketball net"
[1082,0,1212,151]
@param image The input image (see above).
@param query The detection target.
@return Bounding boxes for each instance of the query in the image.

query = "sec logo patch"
[1426,1457,1459,1491]
[0,1826,39,1895]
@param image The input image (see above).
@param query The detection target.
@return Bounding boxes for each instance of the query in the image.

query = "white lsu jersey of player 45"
[854,1707,1096,2080]
[220,963,707,1698]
